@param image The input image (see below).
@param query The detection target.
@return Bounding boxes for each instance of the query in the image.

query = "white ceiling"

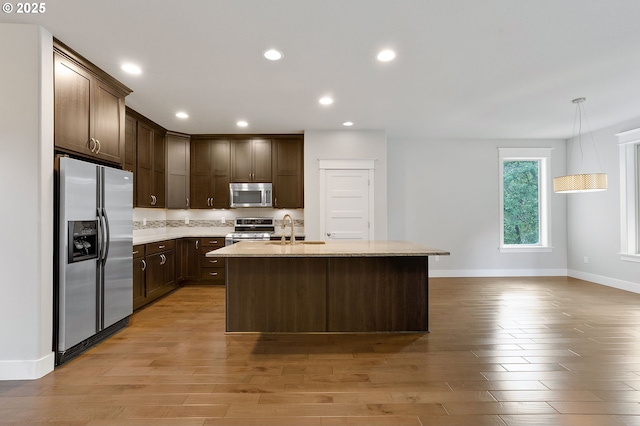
[4,0,640,139]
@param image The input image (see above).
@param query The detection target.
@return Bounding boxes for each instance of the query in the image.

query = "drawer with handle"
[145,240,175,255]
[200,266,226,281]
[200,238,224,248]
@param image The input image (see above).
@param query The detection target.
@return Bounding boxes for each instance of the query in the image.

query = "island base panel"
[226,256,428,333]
[327,257,428,332]
[226,258,327,332]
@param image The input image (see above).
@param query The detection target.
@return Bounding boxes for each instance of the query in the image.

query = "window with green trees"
[503,160,540,244]
[498,148,551,252]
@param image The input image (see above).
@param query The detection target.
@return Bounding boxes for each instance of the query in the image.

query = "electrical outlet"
[434,255,440,262]
[185,217,189,225]
[142,218,147,226]
[221,217,226,224]
[584,256,589,264]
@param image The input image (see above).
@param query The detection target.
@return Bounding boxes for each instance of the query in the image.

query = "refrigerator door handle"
[97,207,105,259]
[101,207,111,264]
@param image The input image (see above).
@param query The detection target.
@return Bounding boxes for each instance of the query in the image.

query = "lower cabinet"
[133,239,178,311]
[199,237,226,284]
[183,237,226,285]
[184,238,200,281]
[132,245,146,310]
[132,237,226,310]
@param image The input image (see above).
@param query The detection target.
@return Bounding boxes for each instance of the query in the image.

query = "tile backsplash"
[133,208,304,233]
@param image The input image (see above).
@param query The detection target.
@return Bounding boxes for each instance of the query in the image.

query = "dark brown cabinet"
[199,238,226,284]
[54,42,131,166]
[190,138,230,209]
[182,237,226,285]
[132,245,146,310]
[134,240,177,311]
[175,238,185,282]
[124,114,137,206]
[127,109,166,208]
[138,124,166,208]
[166,132,190,209]
[272,137,304,208]
[231,139,272,182]
[184,238,200,281]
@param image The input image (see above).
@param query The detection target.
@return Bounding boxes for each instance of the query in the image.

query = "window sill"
[621,254,640,263]
[499,246,553,253]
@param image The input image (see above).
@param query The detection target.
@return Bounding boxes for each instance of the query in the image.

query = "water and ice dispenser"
[68,220,98,263]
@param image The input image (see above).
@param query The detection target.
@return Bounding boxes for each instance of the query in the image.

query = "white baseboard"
[428,268,640,295]
[0,352,54,380]
[568,269,640,294]
[429,268,568,278]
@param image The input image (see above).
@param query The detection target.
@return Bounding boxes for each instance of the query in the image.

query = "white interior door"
[321,167,373,240]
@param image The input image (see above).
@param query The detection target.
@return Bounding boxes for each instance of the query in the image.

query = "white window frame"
[498,148,552,253]
[616,128,640,263]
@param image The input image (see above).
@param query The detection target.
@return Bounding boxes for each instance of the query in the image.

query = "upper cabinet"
[231,139,272,182]
[124,113,137,206]
[53,40,131,166]
[272,137,304,209]
[166,132,190,209]
[126,108,166,208]
[190,138,231,209]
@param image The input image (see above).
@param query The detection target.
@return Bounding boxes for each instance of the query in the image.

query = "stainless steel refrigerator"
[55,156,133,365]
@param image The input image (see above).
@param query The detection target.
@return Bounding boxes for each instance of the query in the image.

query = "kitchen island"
[208,240,449,333]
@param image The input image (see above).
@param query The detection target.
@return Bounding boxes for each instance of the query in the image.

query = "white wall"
[388,138,568,277]
[303,130,388,240]
[566,117,640,293]
[0,24,54,379]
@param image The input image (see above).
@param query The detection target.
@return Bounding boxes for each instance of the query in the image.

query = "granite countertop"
[207,240,450,258]
[133,230,228,245]
[133,229,306,246]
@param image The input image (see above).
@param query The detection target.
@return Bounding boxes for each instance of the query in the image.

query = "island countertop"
[207,240,450,258]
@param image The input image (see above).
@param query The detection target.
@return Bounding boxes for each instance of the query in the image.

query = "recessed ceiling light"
[376,49,396,62]
[342,121,354,127]
[176,112,189,119]
[319,96,334,106]
[263,49,283,61]
[121,63,142,75]
[237,120,248,127]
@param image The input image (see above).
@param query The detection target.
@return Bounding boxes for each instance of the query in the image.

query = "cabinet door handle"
[195,240,199,250]
[186,197,189,207]
[209,241,217,244]
[133,250,139,255]
[158,245,165,249]
[141,259,146,271]
[88,138,96,152]
[160,254,166,265]
[209,272,218,276]
[209,259,218,264]
[95,139,101,154]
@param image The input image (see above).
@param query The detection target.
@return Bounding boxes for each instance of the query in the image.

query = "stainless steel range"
[225,217,275,246]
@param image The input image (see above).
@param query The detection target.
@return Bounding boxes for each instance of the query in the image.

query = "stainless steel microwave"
[229,182,273,208]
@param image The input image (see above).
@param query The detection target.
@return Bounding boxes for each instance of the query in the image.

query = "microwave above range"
[229,182,272,208]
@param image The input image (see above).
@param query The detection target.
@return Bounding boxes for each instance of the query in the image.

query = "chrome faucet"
[281,214,295,245]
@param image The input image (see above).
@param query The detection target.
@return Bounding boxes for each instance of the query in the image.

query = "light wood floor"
[3,277,640,425]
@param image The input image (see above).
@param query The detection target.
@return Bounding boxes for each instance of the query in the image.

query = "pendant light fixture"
[553,97,608,193]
